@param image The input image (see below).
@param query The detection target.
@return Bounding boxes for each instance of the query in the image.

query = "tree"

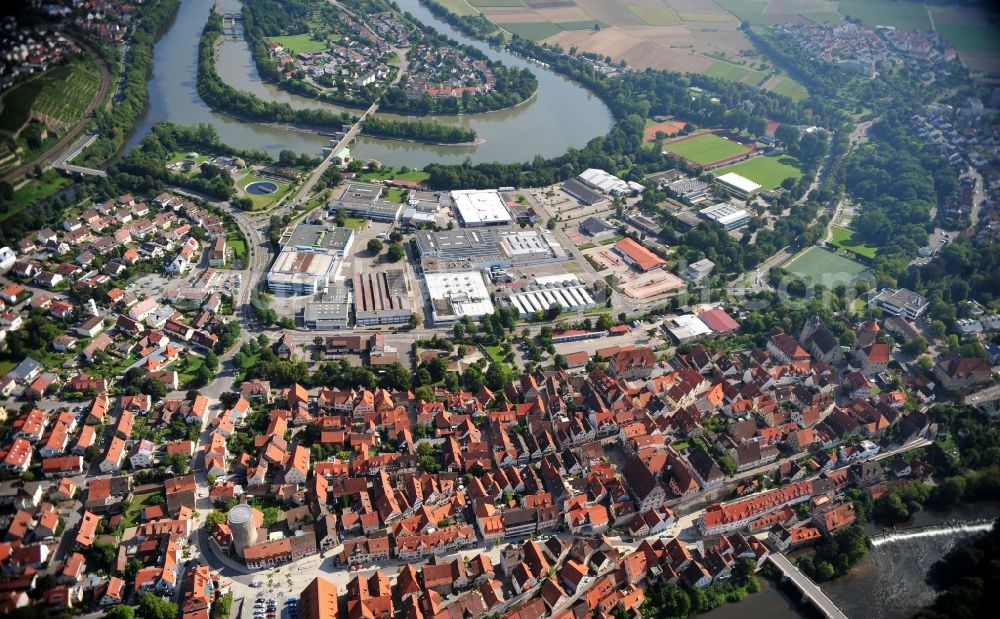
[138,592,179,619]
[410,312,422,329]
[205,510,227,533]
[367,238,384,254]
[387,242,405,261]
[596,314,613,331]
[165,452,190,475]
[204,351,219,372]
[107,607,136,619]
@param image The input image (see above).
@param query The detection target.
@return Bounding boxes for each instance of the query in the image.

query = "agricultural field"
[625,2,682,26]
[265,33,329,54]
[829,225,878,259]
[928,5,1000,73]
[661,133,750,165]
[713,154,806,189]
[837,0,931,30]
[469,0,525,7]
[0,58,100,135]
[784,246,867,287]
[715,0,842,25]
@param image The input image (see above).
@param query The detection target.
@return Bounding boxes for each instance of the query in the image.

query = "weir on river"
[127,0,614,166]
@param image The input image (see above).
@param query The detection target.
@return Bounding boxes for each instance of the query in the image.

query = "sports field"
[661,133,750,165]
[829,226,877,259]
[265,34,328,54]
[713,154,805,189]
[784,246,866,287]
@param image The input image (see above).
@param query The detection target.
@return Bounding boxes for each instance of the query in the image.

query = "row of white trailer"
[507,284,597,316]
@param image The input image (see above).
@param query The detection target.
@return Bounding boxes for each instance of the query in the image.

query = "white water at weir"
[870,520,993,547]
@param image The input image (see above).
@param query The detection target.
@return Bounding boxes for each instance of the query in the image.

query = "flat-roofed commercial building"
[698,202,752,230]
[268,225,354,297]
[715,172,761,200]
[303,287,350,330]
[451,190,512,227]
[623,209,663,236]
[870,287,929,320]
[497,229,567,266]
[328,183,401,222]
[664,314,713,343]
[425,271,493,325]
[352,270,411,326]
[414,229,505,271]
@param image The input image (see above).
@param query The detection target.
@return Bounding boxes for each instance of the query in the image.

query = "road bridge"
[768,553,849,619]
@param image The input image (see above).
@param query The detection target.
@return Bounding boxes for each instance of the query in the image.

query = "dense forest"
[913,519,1000,619]
[78,0,180,165]
[197,12,476,144]
[242,0,537,115]
[844,111,959,286]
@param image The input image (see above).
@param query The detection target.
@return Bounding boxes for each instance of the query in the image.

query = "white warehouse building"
[506,276,597,317]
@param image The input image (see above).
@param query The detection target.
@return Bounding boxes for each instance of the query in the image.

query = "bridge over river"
[768,552,849,619]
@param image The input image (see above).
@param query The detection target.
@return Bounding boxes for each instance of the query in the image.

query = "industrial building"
[451,189,512,227]
[505,276,597,317]
[685,258,716,282]
[714,172,762,199]
[613,237,666,272]
[561,178,606,205]
[352,270,411,326]
[578,168,644,196]
[497,230,568,266]
[698,202,752,230]
[622,210,663,236]
[303,287,351,330]
[414,229,505,271]
[663,314,713,343]
[424,271,493,325]
[268,225,354,297]
[328,182,401,222]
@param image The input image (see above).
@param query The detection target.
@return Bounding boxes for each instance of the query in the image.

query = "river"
[701,504,999,619]
[126,0,614,166]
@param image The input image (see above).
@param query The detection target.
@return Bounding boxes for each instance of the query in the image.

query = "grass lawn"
[662,133,750,165]
[829,226,878,259]
[713,154,806,189]
[0,360,15,376]
[239,173,290,209]
[340,216,367,230]
[484,345,505,365]
[763,75,809,101]
[599,235,624,246]
[356,167,430,184]
[704,60,768,86]
[838,0,931,30]
[177,355,205,387]
[498,21,562,41]
[784,246,866,288]
[120,490,164,532]
[228,235,248,264]
[265,34,328,54]
[0,173,70,222]
[383,187,407,203]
